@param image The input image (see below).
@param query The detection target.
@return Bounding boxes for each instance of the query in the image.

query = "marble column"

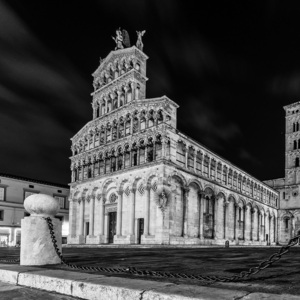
[215,196,224,240]
[185,148,188,169]
[227,200,235,240]
[144,187,151,236]
[116,191,123,236]
[245,206,251,241]
[129,189,136,237]
[183,188,189,237]
[99,197,104,236]
[223,202,227,239]
[234,205,239,241]
[89,196,95,236]
[79,198,85,236]
[199,192,204,239]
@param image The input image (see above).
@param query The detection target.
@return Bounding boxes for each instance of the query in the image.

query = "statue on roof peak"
[112,28,131,50]
[136,30,146,51]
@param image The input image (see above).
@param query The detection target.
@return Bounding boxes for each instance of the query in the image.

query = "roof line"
[0,173,69,189]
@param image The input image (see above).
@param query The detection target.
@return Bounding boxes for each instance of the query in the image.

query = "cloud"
[0,1,91,183]
[181,97,241,150]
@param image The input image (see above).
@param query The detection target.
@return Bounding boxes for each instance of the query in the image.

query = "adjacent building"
[68,33,278,246]
[265,101,300,244]
[0,173,69,246]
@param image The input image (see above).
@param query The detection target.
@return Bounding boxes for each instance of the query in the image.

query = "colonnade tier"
[93,55,144,91]
[72,109,170,155]
[71,136,166,182]
[69,184,277,244]
[92,80,143,118]
[71,137,278,208]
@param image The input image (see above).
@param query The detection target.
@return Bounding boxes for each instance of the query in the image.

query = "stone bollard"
[21,194,62,266]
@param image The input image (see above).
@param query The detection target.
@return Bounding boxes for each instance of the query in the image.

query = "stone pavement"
[1,246,300,299]
[0,281,76,299]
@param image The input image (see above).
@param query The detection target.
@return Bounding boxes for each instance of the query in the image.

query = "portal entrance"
[108,212,117,244]
[137,218,144,244]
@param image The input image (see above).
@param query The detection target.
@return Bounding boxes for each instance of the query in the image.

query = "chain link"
[44,216,300,282]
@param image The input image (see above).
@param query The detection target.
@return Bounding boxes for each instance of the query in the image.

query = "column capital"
[117,190,123,195]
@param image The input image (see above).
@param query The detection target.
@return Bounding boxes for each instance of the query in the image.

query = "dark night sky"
[1,0,299,185]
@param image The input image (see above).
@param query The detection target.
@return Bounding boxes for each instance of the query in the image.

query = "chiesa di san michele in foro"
[68,29,280,246]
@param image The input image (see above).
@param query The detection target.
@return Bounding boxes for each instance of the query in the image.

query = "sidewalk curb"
[0,264,299,300]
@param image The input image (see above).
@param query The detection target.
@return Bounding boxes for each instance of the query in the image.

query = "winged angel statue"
[112,28,131,50]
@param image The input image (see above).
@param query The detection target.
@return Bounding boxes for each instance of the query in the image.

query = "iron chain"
[43,216,300,282]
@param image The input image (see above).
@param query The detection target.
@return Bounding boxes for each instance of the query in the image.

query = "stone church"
[68,31,278,246]
[265,102,300,244]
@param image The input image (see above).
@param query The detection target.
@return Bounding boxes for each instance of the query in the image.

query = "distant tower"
[284,102,300,185]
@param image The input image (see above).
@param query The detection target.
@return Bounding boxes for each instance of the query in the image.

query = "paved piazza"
[1,246,300,295]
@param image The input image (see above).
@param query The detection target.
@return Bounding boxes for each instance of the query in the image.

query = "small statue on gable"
[112,28,131,50]
[112,28,124,50]
[136,30,146,51]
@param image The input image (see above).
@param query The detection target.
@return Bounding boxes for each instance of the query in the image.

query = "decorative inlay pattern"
[138,184,144,195]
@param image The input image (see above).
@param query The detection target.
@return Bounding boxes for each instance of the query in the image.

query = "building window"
[0,187,5,201]
[285,218,289,229]
[283,191,285,199]
[296,157,300,167]
[24,190,38,201]
[54,196,66,209]
[0,210,3,221]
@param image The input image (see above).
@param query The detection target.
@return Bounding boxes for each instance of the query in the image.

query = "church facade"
[264,102,300,244]
[68,33,278,246]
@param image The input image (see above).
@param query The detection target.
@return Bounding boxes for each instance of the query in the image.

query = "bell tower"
[284,101,300,185]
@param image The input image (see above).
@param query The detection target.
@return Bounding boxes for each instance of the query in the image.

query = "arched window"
[298,139,300,149]
[111,151,116,172]
[296,157,300,167]
[117,149,123,170]
[285,218,289,229]
[140,118,146,130]
[297,122,300,131]
[120,92,125,106]
[133,117,139,133]
[135,63,140,71]
[132,144,138,166]
[125,119,131,136]
[135,84,140,99]
[112,95,118,110]
[100,128,105,145]
[293,123,296,132]
[106,125,111,143]
[157,110,163,124]
[96,105,100,118]
[155,136,162,159]
[127,86,132,102]
[95,132,99,147]
[101,102,106,116]
[119,120,124,138]
[147,138,154,162]
[295,140,298,150]
[112,124,117,141]
[124,145,130,168]
[107,99,112,113]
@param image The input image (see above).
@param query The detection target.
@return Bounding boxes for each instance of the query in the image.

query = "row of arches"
[293,139,300,150]
[293,122,300,132]
[72,109,170,155]
[176,140,278,207]
[69,174,277,245]
[93,81,142,118]
[93,56,142,90]
[71,136,169,182]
